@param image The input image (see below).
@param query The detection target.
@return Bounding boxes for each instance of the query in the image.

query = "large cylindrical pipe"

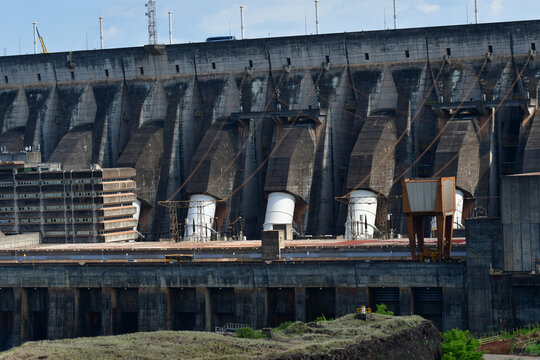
[263,192,295,231]
[345,190,378,240]
[184,194,216,242]
[430,189,465,232]
[454,189,464,229]
[132,199,141,231]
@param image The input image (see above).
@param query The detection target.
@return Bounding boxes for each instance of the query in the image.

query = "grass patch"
[236,327,266,339]
[314,314,333,322]
[0,314,431,360]
[274,321,293,331]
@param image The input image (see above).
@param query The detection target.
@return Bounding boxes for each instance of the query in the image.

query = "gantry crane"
[158,200,216,242]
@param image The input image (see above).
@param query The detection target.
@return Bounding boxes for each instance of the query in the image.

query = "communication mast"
[145,0,157,45]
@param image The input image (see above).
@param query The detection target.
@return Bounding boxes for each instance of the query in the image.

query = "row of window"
[44,231,95,236]
[0,203,134,212]
[0,179,135,187]
[0,191,134,199]
[45,230,133,236]
[0,179,104,186]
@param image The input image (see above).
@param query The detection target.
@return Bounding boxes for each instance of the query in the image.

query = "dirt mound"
[271,320,441,360]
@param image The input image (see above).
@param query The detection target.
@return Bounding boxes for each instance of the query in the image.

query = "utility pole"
[475,0,479,24]
[314,0,320,35]
[393,0,397,29]
[240,5,245,39]
[145,0,157,44]
[168,10,173,44]
[99,16,104,49]
[33,22,37,54]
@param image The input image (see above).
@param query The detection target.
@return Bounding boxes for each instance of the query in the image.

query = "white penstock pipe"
[345,190,378,240]
[263,192,295,231]
[430,189,465,233]
[184,194,216,242]
[132,199,141,231]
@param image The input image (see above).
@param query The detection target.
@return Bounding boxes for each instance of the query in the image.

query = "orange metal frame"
[402,177,456,260]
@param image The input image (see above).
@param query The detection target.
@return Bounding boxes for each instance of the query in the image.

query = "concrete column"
[195,287,208,331]
[442,287,467,331]
[47,288,78,340]
[101,288,117,336]
[11,288,26,347]
[166,288,172,330]
[294,287,306,322]
[399,288,413,316]
[335,287,359,317]
[234,288,251,326]
[251,288,266,329]
[138,288,168,332]
[357,287,369,309]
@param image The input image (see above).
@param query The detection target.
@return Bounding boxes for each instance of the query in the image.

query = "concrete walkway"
[484,354,540,359]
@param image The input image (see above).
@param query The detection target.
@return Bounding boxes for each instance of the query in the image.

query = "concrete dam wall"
[1,20,540,240]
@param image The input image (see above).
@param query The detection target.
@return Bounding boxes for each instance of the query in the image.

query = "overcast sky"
[0,0,537,55]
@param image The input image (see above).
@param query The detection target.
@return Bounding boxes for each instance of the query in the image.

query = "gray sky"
[0,0,537,55]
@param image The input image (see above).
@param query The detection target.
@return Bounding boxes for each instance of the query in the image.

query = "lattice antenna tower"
[145,0,157,44]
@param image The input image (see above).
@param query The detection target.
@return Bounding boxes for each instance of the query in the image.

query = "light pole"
[168,11,173,44]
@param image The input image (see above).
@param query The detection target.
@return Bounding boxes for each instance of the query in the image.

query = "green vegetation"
[500,324,540,339]
[273,321,293,331]
[375,303,394,316]
[236,327,266,339]
[526,343,540,355]
[442,329,484,360]
[314,313,333,322]
[0,314,433,360]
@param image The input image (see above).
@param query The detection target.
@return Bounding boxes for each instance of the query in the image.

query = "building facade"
[0,161,138,243]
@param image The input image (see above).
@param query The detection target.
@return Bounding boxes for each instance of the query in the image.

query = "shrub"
[236,327,266,339]
[526,343,540,355]
[375,304,394,316]
[315,314,333,322]
[274,321,293,331]
[442,329,484,360]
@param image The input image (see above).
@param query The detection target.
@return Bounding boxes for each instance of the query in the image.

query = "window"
[4,76,7,84]
[405,50,410,58]
[446,48,451,56]
[105,69,110,78]
[325,55,330,63]
[71,71,75,80]
[175,64,180,73]
[139,67,144,75]
[286,58,291,66]
[249,60,253,68]
[211,62,216,69]
[37,73,41,82]
[532,43,536,51]
[365,53,370,60]
[488,45,493,53]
